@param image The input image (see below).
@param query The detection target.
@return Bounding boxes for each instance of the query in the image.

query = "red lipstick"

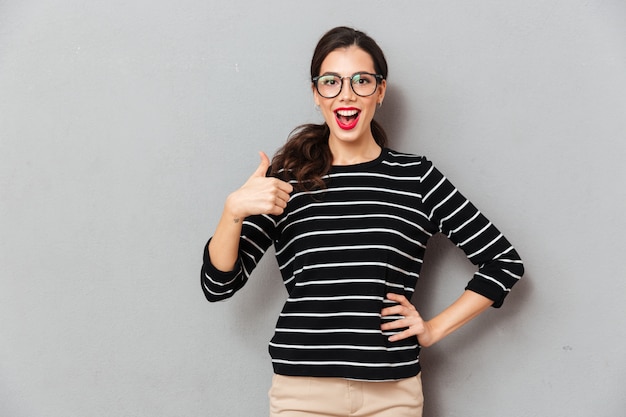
[335,107,360,130]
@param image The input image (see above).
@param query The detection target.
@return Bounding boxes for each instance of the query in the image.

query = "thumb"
[251,151,271,178]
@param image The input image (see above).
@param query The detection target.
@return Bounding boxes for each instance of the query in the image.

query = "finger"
[381,317,411,330]
[278,180,294,194]
[387,328,415,342]
[275,198,288,210]
[251,151,271,178]
[382,294,412,314]
[386,292,410,305]
[383,315,419,333]
[275,189,292,205]
[380,305,405,317]
[268,206,285,216]
[269,199,290,215]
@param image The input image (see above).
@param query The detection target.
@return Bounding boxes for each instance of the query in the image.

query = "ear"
[312,83,320,106]
[377,79,387,104]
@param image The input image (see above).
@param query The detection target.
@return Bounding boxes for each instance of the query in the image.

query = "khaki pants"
[269,373,424,417]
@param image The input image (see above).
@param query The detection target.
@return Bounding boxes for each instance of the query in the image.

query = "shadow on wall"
[230,248,287,347]
[375,84,411,148]
[414,234,532,416]
[378,83,533,415]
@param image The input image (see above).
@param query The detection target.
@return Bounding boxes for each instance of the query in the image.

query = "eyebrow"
[319,71,372,77]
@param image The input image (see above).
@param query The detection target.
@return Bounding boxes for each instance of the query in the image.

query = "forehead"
[319,45,376,75]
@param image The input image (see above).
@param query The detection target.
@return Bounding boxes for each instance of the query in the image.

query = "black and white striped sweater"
[201,149,524,381]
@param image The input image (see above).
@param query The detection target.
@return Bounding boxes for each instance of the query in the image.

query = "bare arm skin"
[380,290,493,347]
[208,152,293,272]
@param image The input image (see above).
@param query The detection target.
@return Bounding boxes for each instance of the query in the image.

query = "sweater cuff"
[203,240,242,280]
[465,276,508,308]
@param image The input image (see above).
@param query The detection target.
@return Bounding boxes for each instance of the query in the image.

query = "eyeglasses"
[312,72,384,99]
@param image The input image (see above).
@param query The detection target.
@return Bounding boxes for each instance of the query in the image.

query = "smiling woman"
[201,26,524,417]
[312,45,385,159]
[269,27,390,190]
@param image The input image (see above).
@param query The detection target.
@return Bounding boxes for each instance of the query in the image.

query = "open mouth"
[335,109,360,130]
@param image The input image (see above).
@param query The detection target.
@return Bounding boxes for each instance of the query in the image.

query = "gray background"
[1,1,625,416]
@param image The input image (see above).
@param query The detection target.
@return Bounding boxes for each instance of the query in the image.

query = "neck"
[329,137,382,166]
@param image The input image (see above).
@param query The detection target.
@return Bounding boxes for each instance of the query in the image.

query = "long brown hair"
[271,27,389,191]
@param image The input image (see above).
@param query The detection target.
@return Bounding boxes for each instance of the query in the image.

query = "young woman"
[201,26,524,417]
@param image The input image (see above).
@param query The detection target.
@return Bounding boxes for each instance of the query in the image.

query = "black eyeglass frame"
[312,72,384,99]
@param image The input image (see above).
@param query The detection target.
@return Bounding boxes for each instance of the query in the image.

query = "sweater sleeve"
[200,213,277,302]
[419,157,524,308]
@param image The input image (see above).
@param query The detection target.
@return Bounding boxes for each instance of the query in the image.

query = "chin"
[330,132,368,145]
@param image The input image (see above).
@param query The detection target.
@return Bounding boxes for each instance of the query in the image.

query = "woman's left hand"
[380,293,437,347]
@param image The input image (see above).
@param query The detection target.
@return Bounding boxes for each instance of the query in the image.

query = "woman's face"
[313,45,386,149]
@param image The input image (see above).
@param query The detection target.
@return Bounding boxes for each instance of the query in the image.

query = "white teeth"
[336,109,359,117]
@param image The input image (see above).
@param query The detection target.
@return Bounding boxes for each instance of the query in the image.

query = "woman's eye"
[353,75,370,84]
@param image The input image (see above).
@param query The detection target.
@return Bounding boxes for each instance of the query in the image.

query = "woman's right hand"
[209,151,293,272]
[225,151,294,220]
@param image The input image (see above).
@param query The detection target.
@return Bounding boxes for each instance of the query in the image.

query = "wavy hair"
[271,27,389,191]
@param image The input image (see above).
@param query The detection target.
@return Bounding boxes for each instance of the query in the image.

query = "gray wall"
[1,1,625,416]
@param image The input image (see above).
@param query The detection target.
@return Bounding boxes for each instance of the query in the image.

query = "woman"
[201,26,524,417]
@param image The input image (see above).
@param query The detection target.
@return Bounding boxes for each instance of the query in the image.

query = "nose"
[339,77,356,100]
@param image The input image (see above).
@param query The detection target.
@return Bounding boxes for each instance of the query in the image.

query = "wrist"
[224,193,246,222]
[420,320,443,348]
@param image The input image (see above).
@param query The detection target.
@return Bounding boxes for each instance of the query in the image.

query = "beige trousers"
[269,373,424,417]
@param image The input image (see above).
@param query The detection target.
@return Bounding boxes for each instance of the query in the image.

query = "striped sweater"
[201,149,523,381]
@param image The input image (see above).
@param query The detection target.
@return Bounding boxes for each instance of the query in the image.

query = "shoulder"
[383,148,426,163]
[381,148,433,174]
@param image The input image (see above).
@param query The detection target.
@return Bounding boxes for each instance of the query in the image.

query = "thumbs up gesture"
[225,152,294,220]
